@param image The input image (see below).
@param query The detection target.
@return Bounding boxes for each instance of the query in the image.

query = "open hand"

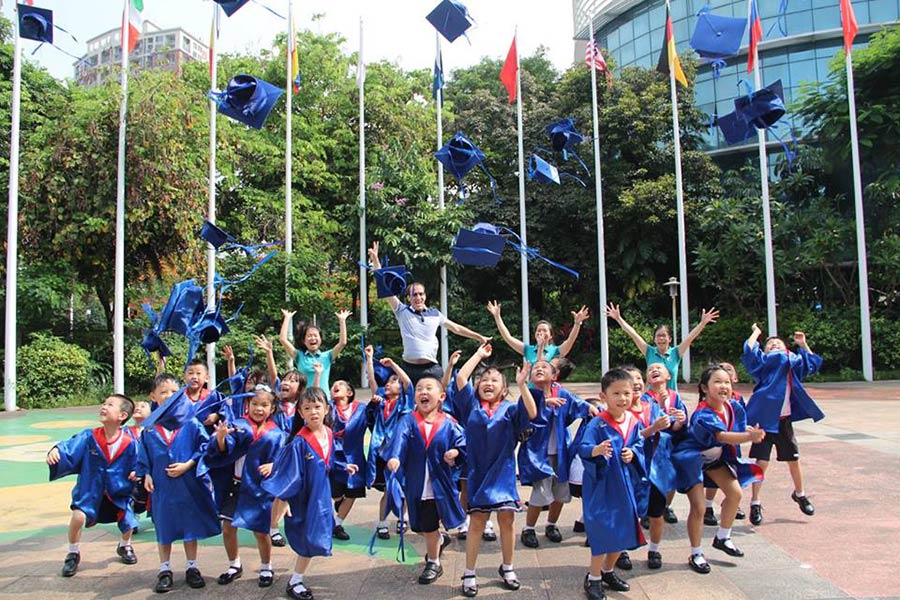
[255,335,273,353]
[258,462,273,477]
[46,447,60,465]
[165,461,194,478]
[593,439,613,458]
[748,424,766,444]
[281,308,296,320]
[486,300,501,317]
[222,345,234,361]
[604,303,622,321]
[336,309,352,322]
[572,305,590,325]
[700,307,720,325]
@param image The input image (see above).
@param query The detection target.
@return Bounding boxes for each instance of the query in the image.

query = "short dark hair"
[601,368,633,392]
[110,394,135,422]
[553,357,575,382]
[151,372,179,393]
[415,374,444,389]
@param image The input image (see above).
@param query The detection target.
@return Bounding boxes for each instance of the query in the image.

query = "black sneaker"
[703,507,718,526]
[271,531,286,547]
[663,507,678,523]
[286,581,314,600]
[647,551,662,570]
[117,544,138,565]
[418,560,443,584]
[735,506,746,520]
[640,516,650,530]
[712,536,744,557]
[792,492,815,516]
[749,504,763,526]
[61,552,80,577]
[333,524,350,541]
[583,574,606,600]
[521,528,539,548]
[573,520,585,533]
[155,570,173,593]
[601,570,630,592]
[615,551,632,571]
[545,524,563,543]
[185,567,206,589]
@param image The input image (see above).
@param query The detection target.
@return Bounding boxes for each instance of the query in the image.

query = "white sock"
[648,542,660,553]
[523,525,535,532]
[751,500,761,506]
[68,543,80,553]
[376,519,387,528]
[601,568,613,574]
[485,520,494,531]
[691,546,703,557]
[795,490,806,498]
[546,520,557,526]
[716,527,732,540]
[705,499,714,508]
[335,516,343,526]
[259,562,272,572]
[159,561,171,572]
[501,563,513,572]
[463,568,476,577]
[428,555,440,566]
[587,573,603,582]
[229,558,241,569]
[270,528,280,536]
[185,559,198,570]
[289,572,304,586]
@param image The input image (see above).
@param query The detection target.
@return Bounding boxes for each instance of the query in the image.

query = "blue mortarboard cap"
[452,223,506,267]
[210,74,284,129]
[194,390,235,425]
[546,118,587,154]
[157,280,205,336]
[690,7,747,60]
[372,361,394,388]
[199,221,236,249]
[194,310,231,344]
[435,131,485,182]
[426,0,474,43]
[140,329,172,359]
[528,154,561,185]
[716,110,755,145]
[384,470,406,519]
[373,264,411,299]
[734,79,785,130]
[18,4,53,44]
[213,0,251,17]
[142,387,196,431]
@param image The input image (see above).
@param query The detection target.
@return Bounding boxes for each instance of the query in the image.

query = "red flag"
[499,36,517,104]
[747,0,763,73]
[840,0,858,54]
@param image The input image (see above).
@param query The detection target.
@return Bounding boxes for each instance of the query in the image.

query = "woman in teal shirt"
[487,300,590,363]
[278,308,350,400]
[605,303,719,390]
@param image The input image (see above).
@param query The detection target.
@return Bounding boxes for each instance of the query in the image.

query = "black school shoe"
[376,526,390,540]
[749,504,763,526]
[703,507,718,526]
[286,581,314,600]
[688,554,711,574]
[792,492,815,516]
[663,507,678,523]
[271,531,287,547]
[418,560,443,584]
[155,570,174,593]
[117,544,138,565]
[583,574,606,600]
[647,551,662,570]
[439,532,452,557]
[498,565,520,591]
[640,516,650,530]
[521,528,539,548]
[61,552,80,577]
[333,525,350,541]
[735,506,746,520]
[258,568,274,588]
[573,520,585,533]
[601,570,630,592]
[615,551,632,570]
[217,566,242,585]
[185,567,206,589]
[545,524,563,543]
[712,536,745,557]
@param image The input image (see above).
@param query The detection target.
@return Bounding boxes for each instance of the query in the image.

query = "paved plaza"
[0,380,897,599]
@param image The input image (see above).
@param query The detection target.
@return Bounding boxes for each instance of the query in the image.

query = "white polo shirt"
[394,303,447,364]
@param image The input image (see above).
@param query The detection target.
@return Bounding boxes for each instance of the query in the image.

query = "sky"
[2,0,580,82]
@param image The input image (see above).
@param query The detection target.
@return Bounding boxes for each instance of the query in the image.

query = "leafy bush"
[17,333,94,409]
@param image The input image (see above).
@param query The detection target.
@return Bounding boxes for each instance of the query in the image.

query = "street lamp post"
[663,276,680,376]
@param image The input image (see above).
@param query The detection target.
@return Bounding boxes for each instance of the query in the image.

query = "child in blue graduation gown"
[136,376,221,593]
[47,394,140,577]
[206,386,285,588]
[742,324,824,525]
[330,379,370,541]
[364,346,414,539]
[386,374,466,585]
[704,361,749,526]
[452,344,540,597]
[577,369,646,599]
[126,399,151,519]
[519,359,597,548]
[262,387,358,600]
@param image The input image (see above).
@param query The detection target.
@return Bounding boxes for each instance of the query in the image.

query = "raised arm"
[278,309,298,362]
[222,345,237,379]
[746,322,763,349]
[486,300,525,355]
[455,343,492,390]
[255,335,279,389]
[330,310,351,358]
[445,318,490,345]
[677,307,720,357]
[605,303,648,356]
[364,345,378,393]
[368,241,400,311]
[516,361,538,420]
[381,356,411,390]
[558,305,590,357]
[442,350,462,390]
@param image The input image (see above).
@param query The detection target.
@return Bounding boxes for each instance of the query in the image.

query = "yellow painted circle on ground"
[0,435,50,446]
[31,420,95,429]
[0,441,57,462]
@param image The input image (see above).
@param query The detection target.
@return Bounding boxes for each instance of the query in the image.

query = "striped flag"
[123,0,143,54]
[747,0,763,73]
[290,15,300,93]
[585,40,612,85]
[840,0,858,54]
[657,4,687,86]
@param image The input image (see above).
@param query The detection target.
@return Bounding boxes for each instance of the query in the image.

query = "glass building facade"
[574,0,899,152]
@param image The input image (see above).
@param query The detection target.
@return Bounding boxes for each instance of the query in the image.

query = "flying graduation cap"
[451,223,506,267]
[435,131,499,203]
[141,386,195,431]
[209,74,284,129]
[717,79,787,145]
[426,0,474,43]
[373,260,412,299]
[690,6,747,77]
[213,0,251,17]
[18,4,53,43]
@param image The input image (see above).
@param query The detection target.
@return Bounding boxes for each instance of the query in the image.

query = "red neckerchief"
[92,427,132,463]
[629,401,653,427]
[298,426,332,465]
[697,400,734,431]
[647,388,678,412]
[126,425,142,441]
[188,387,210,404]
[155,425,179,446]
[599,410,638,442]
[249,418,278,443]
[413,411,446,449]
[335,402,359,424]
[549,382,561,398]
[382,396,398,420]
[480,399,501,419]
[280,401,296,418]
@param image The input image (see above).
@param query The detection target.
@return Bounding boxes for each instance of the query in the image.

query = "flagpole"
[845,47,873,381]
[514,28,530,346]
[285,0,294,348]
[748,0,777,337]
[436,32,448,367]
[664,0,691,383]
[206,5,219,387]
[113,0,131,394]
[358,17,369,388]
[588,15,609,374]
[4,4,22,411]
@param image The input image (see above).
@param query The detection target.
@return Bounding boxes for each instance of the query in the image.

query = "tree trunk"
[96,285,114,332]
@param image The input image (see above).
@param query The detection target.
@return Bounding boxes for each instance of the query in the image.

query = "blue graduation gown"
[274,401,297,434]
[331,401,369,492]
[577,412,646,556]
[741,341,824,432]
[517,386,590,485]
[136,420,221,545]
[628,401,665,516]
[206,417,286,533]
[449,383,539,508]
[261,427,335,558]
[49,427,139,532]
[365,386,414,488]
[387,411,466,531]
